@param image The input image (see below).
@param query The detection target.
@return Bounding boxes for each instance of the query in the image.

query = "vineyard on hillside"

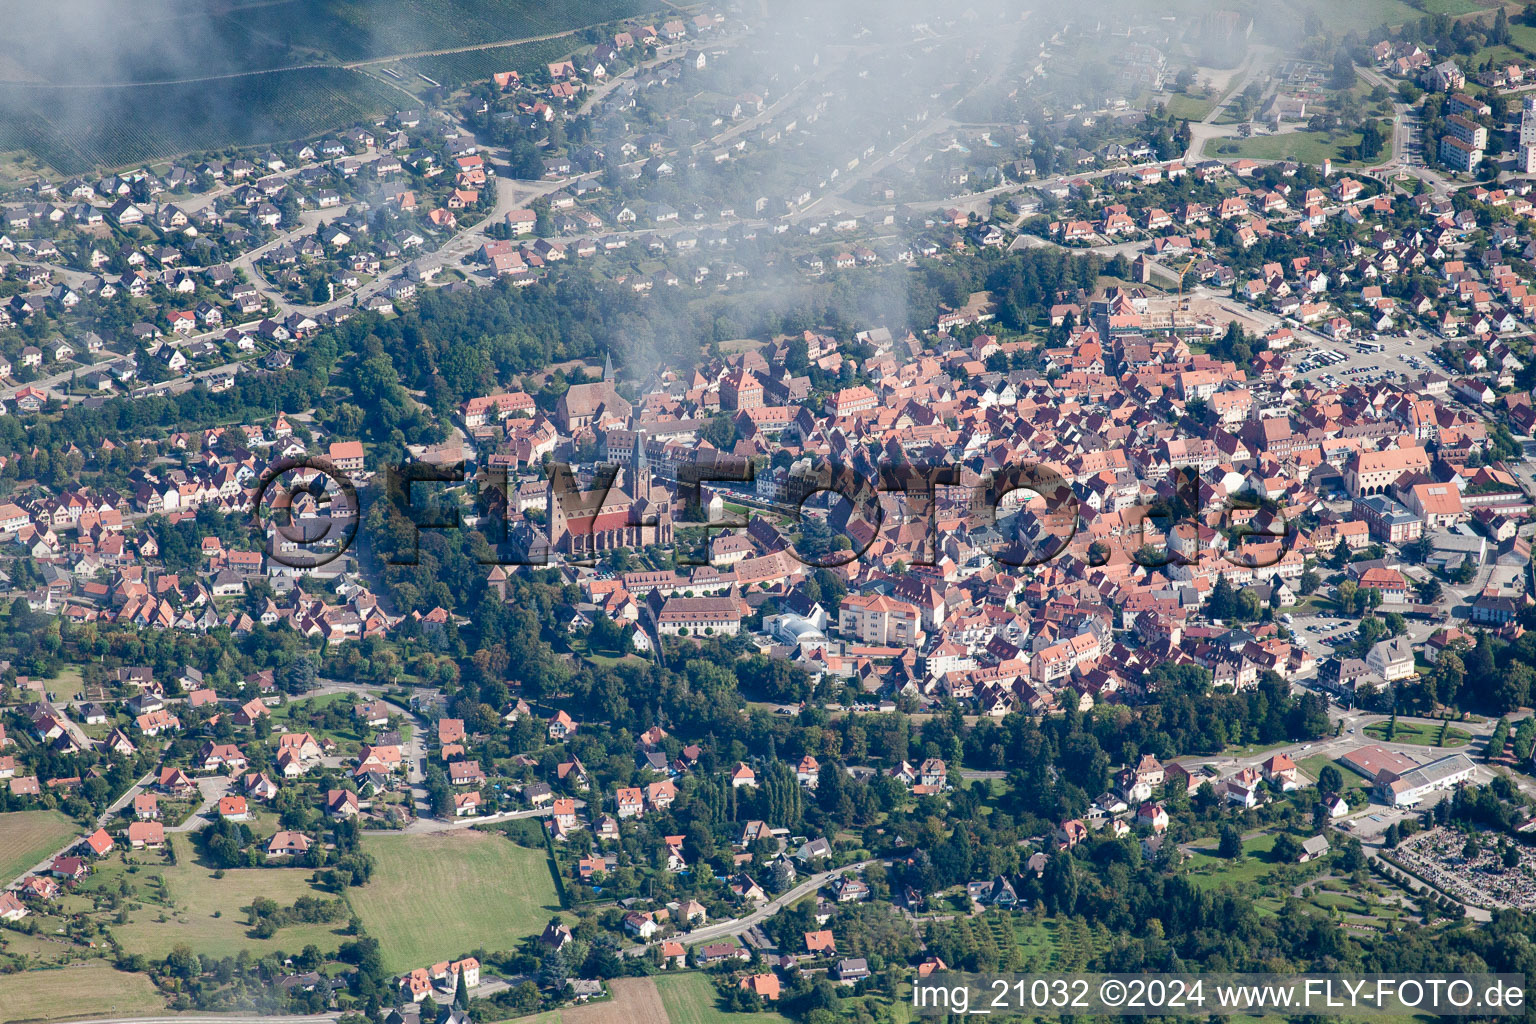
[0,0,669,172]
[233,0,660,63]
[0,68,402,174]
[402,38,586,91]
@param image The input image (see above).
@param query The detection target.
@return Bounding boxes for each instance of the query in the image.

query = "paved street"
[311,679,433,817]
[623,858,877,956]
[4,772,153,888]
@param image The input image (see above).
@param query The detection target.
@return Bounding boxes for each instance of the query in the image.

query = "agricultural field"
[0,810,80,884]
[76,851,348,960]
[507,977,712,1024]
[349,830,561,973]
[1415,0,1502,14]
[655,972,795,1024]
[0,962,166,1023]
[0,68,403,174]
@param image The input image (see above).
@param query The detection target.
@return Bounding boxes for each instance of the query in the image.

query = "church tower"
[630,431,652,504]
[547,468,569,551]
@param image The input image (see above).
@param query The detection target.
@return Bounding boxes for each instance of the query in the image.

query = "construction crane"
[1175,254,1199,313]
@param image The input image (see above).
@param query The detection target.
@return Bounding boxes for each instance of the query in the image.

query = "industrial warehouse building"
[1374,753,1477,808]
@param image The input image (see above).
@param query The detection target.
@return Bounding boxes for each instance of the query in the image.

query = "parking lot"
[1287,330,1444,386]
[1338,798,1444,841]
[1198,294,1447,387]
[1286,614,1383,665]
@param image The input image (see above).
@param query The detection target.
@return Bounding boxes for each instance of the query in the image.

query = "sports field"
[0,962,165,1022]
[350,830,561,973]
[0,810,79,884]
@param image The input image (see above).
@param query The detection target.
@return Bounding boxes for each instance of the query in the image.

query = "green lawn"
[271,690,373,753]
[41,666,84,699]
[1297,754,1366,791]
[656,972,794,1024]
[567,634,646,667]
[1281,876,1413,929]
[1309,890,1377,914]
[271,690,356,719]
[1284,595,1339,616]
[1283,0,1437,32]
[1206,130,1372,168]
[272,689,364,727]
[351,831,561,973]
[1363,721,1470,747]
[1183,834,1284,890]
[1221,739,1292,758]
[0,810,80,884]
[83,851,346,960]
[1507,22,1536,51]
[1163,93,1217,121]
[0,962,165,1022]
[1419,0,1495,12]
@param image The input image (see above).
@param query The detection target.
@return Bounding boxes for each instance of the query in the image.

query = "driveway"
[170,775,234,833]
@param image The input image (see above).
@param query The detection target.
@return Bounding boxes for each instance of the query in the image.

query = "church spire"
[603,351,615,383]
[631,430,651,502]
